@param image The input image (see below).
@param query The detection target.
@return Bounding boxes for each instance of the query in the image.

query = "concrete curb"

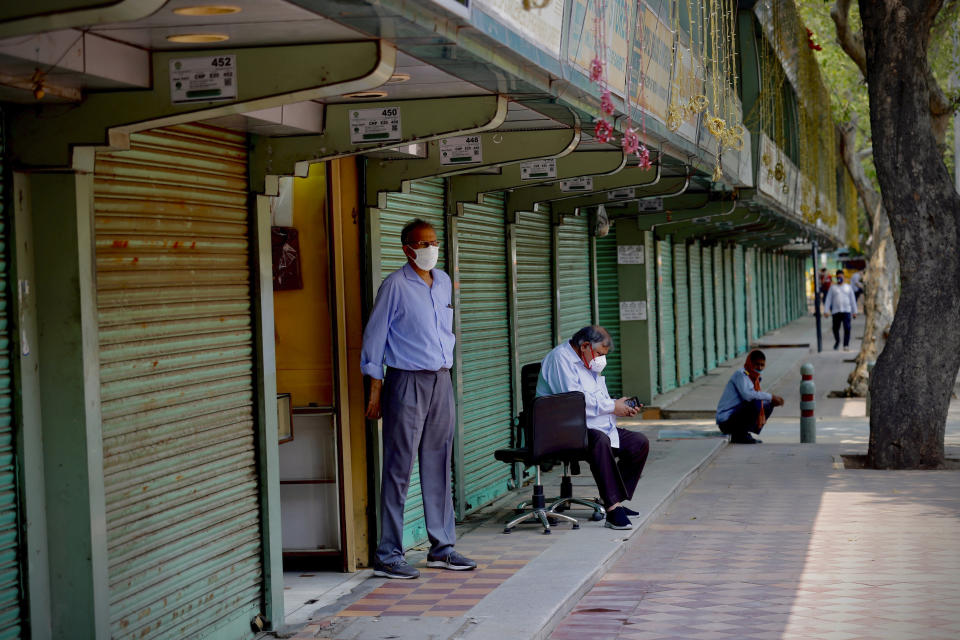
[460,437,728,640]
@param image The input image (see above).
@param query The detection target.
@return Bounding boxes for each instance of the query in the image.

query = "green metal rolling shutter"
[0,110,22,639]
[688,241,705,379]
[702,244,716,371]
[760,252,769,334]
[734,245,747,354]
[94,124,263,639]
[374,177,446,549]
[595,233,622,397]
[645,232,658,392]
[747,249,758,340]
[713,246,726,364]
[514,209,554,367]
[657,237,677,392]
[457,195,513,514]
[673,242,690,386]
[557,215,593,341]
[779,255,787,327]
[724,247,735,360]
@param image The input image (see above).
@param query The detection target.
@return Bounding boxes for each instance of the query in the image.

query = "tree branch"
[830,0,867,78]
[857,147,873,161]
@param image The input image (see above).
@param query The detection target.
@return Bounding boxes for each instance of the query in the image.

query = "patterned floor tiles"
[338,532,559,617]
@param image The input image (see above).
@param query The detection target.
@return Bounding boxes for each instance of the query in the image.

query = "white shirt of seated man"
[537,328,639,449]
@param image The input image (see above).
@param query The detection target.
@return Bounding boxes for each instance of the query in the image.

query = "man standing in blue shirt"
[537,326,649,530]
[361,219,476,579]
[715,350,784,444]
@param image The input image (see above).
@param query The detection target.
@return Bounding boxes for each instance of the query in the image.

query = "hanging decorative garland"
[590,0,615,143]
[622,0,652,168]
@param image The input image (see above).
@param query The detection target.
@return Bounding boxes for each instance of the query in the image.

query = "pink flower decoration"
[594,119,613,143]
[590,57,603,83]
[622,127,639,155]
[637,145,652,170]
[601,90,615,116]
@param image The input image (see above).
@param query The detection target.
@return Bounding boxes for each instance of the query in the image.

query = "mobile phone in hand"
[625,396,643,410]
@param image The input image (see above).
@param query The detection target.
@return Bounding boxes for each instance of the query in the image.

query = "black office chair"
[494,363,605,534]
[513,363,605,519]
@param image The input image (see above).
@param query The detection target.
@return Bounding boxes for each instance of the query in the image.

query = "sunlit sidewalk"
[551,443,960,640]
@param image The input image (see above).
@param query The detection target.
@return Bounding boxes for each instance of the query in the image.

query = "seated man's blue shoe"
[373,559,420,579]
[604,506,632,530]
[426,550,477,571]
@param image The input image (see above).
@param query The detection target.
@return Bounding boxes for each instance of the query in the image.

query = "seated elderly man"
[537,325,650,530]
[715,349,785,444]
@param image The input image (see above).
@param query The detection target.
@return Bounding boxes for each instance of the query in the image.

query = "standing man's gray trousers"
[376,367,456,565]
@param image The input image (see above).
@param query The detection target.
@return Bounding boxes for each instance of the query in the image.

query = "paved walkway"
[551,444,960,640]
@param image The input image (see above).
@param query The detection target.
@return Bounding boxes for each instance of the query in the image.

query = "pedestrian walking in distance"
[360,218,477,579]
[823,269,858,351]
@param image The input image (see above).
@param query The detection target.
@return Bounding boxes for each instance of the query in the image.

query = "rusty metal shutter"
[0,109,23,638]
[374,178,446,549]
[456,195,513,515]
[94,124,262,639]
[557,215,593,342]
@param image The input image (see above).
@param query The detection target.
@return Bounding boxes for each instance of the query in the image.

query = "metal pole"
[812,240,822,352]
[800,363,816,443]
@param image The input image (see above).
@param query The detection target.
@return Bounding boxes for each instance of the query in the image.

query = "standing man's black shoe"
[373,559,420,579]
[426,551,477,571]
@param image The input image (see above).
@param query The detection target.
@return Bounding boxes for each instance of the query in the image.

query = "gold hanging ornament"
[774,160,785,182]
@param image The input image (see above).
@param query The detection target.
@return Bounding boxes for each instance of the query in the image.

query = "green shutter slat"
[457,195,513,514]
[557,215,593,341]
[0,110,21,635]
[734,245,747,354]
[702,245,717,371]
[515,209,554,366]
[595,233,622,397]
[723,247,735,360]
[95,124,262,639]
[658,238,676,392]
[713,247,726,363]
[375,177,446,549]
[645,232,658,392]
[689,241,705,379]
[673,242,690,386]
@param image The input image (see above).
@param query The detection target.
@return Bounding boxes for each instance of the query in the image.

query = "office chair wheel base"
[503,527,512,534]
[542,528,551,535]
[572,522,580,529]
[590,511,604,522]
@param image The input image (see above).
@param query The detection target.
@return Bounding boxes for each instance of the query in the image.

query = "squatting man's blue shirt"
[716,369,772,423]
[537,342,620,448]
[361,263,456,379]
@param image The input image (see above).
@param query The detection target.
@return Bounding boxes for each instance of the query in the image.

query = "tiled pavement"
[337,534,556,617]
[551,444,960,640]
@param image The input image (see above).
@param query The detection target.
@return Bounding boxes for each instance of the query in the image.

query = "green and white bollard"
[800,363,816,443]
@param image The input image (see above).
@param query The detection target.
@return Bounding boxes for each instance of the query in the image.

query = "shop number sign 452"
[170,55,237,103]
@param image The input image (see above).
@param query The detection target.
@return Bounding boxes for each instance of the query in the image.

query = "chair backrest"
[529,391,588,462]
[519,362,542,414]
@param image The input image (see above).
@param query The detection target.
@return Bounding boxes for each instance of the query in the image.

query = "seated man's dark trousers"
[586,428,650,508]
[718,401,773,442]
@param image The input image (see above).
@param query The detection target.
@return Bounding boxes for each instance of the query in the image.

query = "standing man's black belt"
[387,367,450,375]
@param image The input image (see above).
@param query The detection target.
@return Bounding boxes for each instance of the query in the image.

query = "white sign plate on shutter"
[521,158,557,180]
[170,55,237,103]
[608,187,636,200]
[439,135,483,165]
[350,107,402,143]
[637,197,663,212]
[620,300,647,321]
[617,245,644,264]
[560,176,594,192]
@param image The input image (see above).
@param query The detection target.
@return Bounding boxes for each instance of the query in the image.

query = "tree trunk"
[860,0,960,469]
[837,123,899,396]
